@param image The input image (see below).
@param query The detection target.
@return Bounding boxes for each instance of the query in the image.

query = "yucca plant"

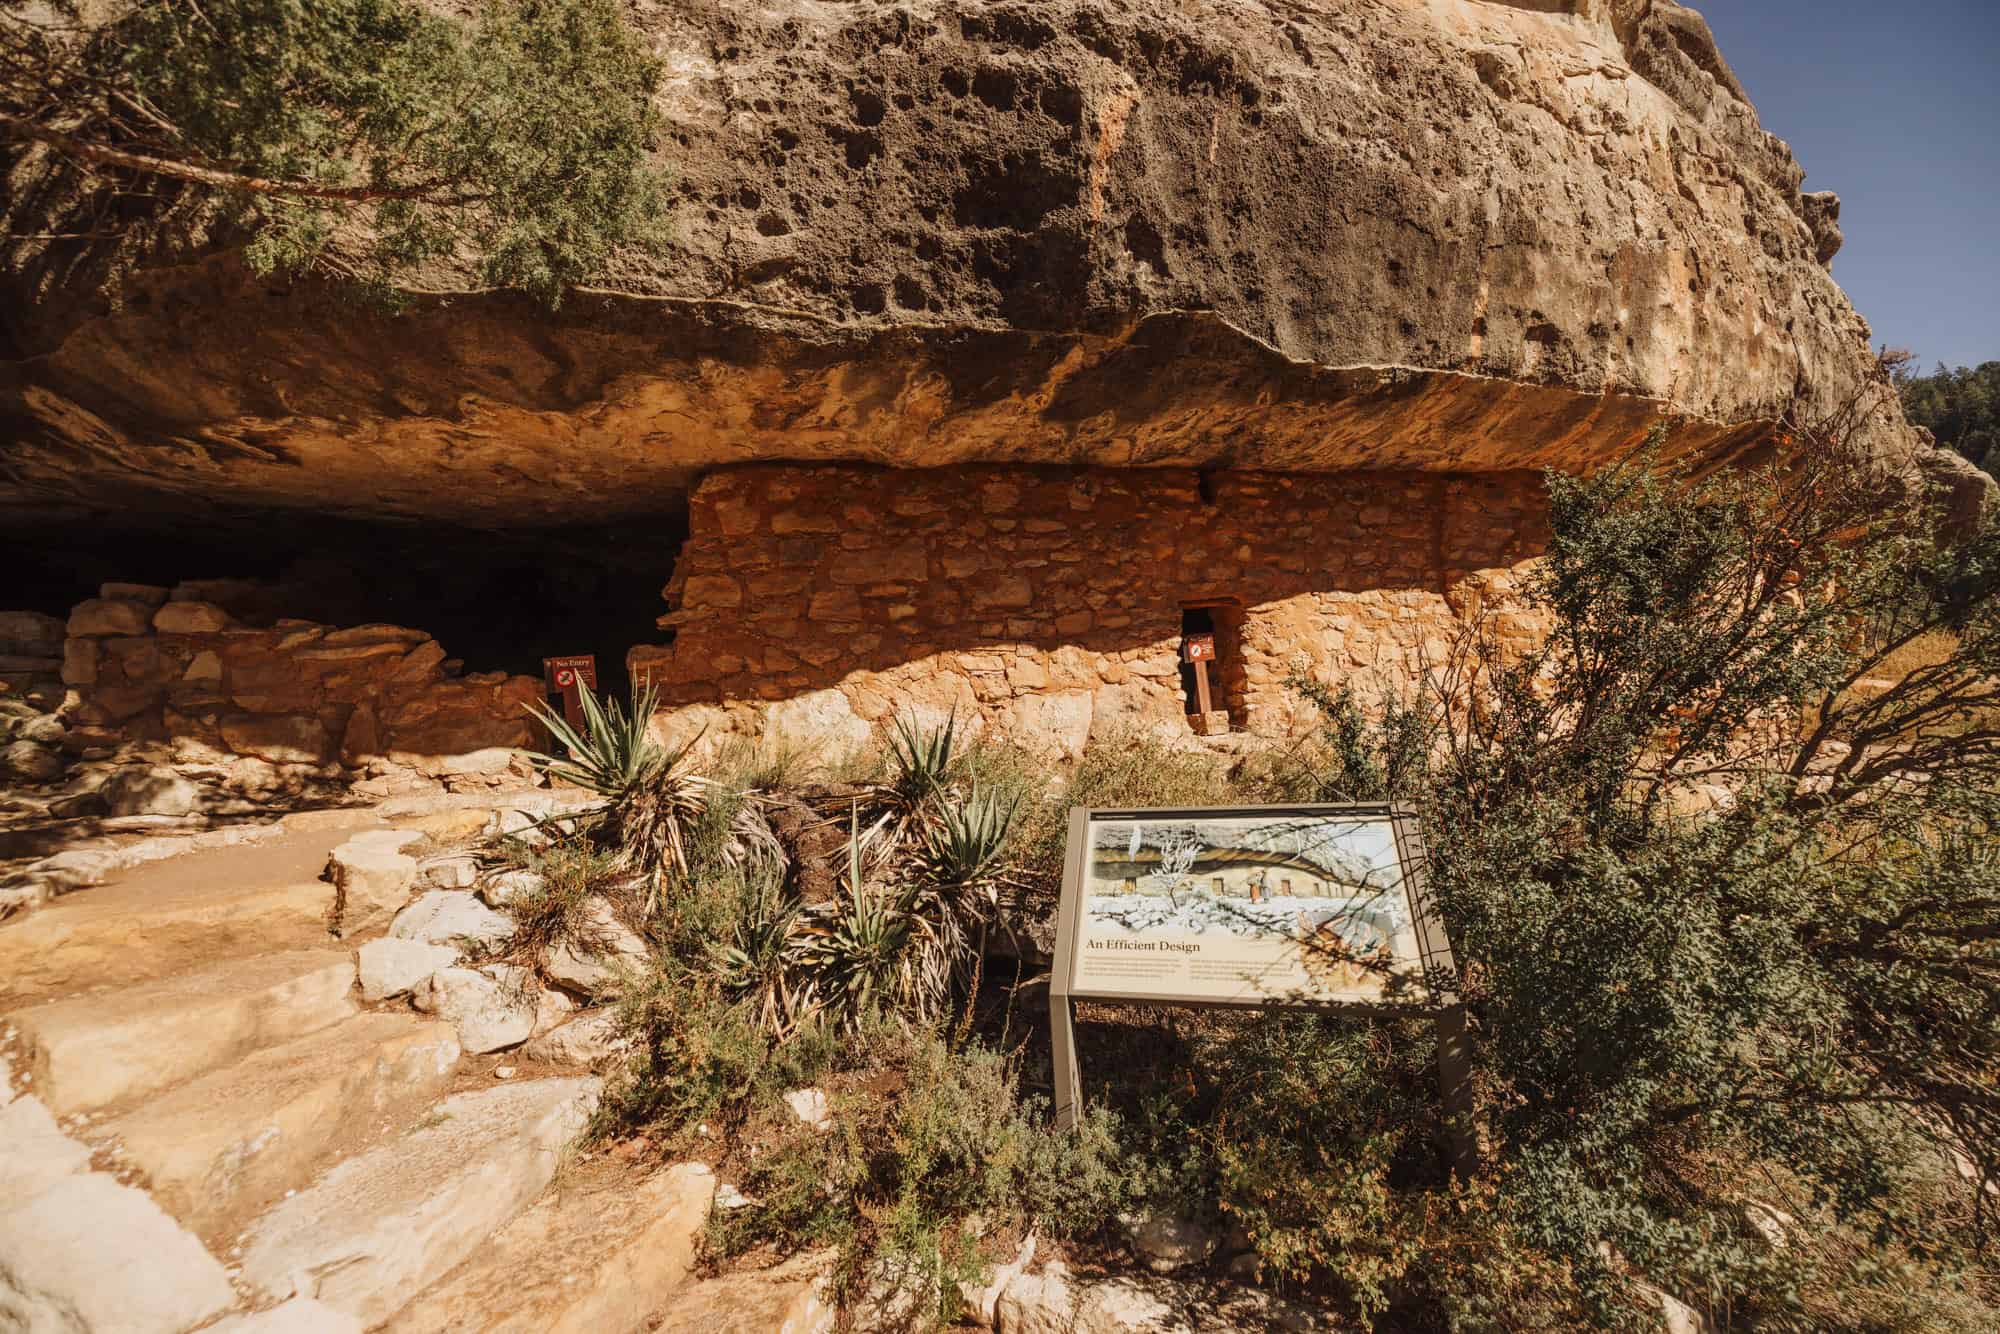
[886,707,962,804]
[915,784,1019,890]
[528,681,669,797]
[718,889,810,1037]
[803,879,925,1031]
[913,785,1023,1027]
[527,682,709,908]
[795,805,938,1029]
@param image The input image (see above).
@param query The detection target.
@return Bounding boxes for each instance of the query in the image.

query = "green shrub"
[708,1031,1133,1325]
[484,836,625,974]
[1279,438,2000,1324]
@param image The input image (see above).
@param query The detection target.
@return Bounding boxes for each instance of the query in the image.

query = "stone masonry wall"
[61,581,543,767]
[630,466,1550,755]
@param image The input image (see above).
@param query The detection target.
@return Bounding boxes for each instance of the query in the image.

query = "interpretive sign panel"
[1049,804,1466,1154]
[1069,808,1439,1006]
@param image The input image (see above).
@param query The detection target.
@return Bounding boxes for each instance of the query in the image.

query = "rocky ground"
[0,773,1361,1332]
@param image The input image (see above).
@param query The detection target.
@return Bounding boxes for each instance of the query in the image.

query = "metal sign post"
[1049,802,1475,1176]
[541,655,599,733]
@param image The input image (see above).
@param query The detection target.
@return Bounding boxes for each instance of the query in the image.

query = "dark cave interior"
[1,513,688,700]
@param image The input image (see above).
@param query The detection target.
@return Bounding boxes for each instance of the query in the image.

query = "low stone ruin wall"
[59,582,544,768]
[631,465,1552,754]
[0,611,65,703]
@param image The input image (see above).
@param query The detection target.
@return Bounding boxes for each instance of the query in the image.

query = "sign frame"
[1048,802,1474,1170]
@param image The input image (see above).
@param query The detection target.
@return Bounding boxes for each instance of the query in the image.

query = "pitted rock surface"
[0,0,1941,533]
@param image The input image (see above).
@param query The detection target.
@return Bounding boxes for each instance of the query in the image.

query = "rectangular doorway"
[1179,600,1245,732]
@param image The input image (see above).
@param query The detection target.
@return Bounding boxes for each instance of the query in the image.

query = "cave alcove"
[2,513,685,703]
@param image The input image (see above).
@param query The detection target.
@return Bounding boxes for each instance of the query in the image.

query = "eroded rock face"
[0,0,1929,533]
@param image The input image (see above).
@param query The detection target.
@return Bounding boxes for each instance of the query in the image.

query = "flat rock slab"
[100,1013,461,1240]
[391,809,499,843]
[0,1172,234,1334]
[0,820,372,1006]
[648,1251,836,1334]
[0,1093,91,1212]
[238,1077,600,1328]
[386,1162,714,1334]
[210,1297,364,1333]
[14,948,358,1114]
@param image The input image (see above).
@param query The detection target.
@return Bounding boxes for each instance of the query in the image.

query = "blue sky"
[1695,2,1998,370]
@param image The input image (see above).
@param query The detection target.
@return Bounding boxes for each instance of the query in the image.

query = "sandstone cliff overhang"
[0,0,1934,533]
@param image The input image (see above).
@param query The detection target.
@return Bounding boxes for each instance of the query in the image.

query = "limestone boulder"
[542,899,648,997]
[783,1087,833,1133]
[390,890,515,953]
[479,869,545,909]
[419,853,481,889]
[0,739,62,782]
[65,597,153,638]
[413,966,538,1053]
[357,937,463,1002]
[153,599,234,633]
[11,712,64,746]
[325,828,424,933]
[960,1234,1037,1331]
[98,764,205,817]
[0,1173,236,1333]
[521,1010,626,1069]
[530,986,576,1039]
[1120,1212,1218,1274]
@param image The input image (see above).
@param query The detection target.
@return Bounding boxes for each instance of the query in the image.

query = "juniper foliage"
[3,0,669,302]
[1373,439,2000,1317]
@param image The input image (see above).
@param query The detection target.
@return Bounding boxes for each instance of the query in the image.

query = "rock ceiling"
[0,0,1931,534]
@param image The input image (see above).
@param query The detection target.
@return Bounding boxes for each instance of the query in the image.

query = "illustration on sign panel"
[1074,811,1429,1005]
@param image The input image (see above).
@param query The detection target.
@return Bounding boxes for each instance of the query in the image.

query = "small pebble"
[495,1065,517,1080]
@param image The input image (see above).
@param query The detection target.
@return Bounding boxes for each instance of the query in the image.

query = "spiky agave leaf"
[526,682,669,800]
[528,683,718,915]
[916,784,1020,890]
[719,891,811,1037]
[793,803,932,1030]
[887,706,961,803]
